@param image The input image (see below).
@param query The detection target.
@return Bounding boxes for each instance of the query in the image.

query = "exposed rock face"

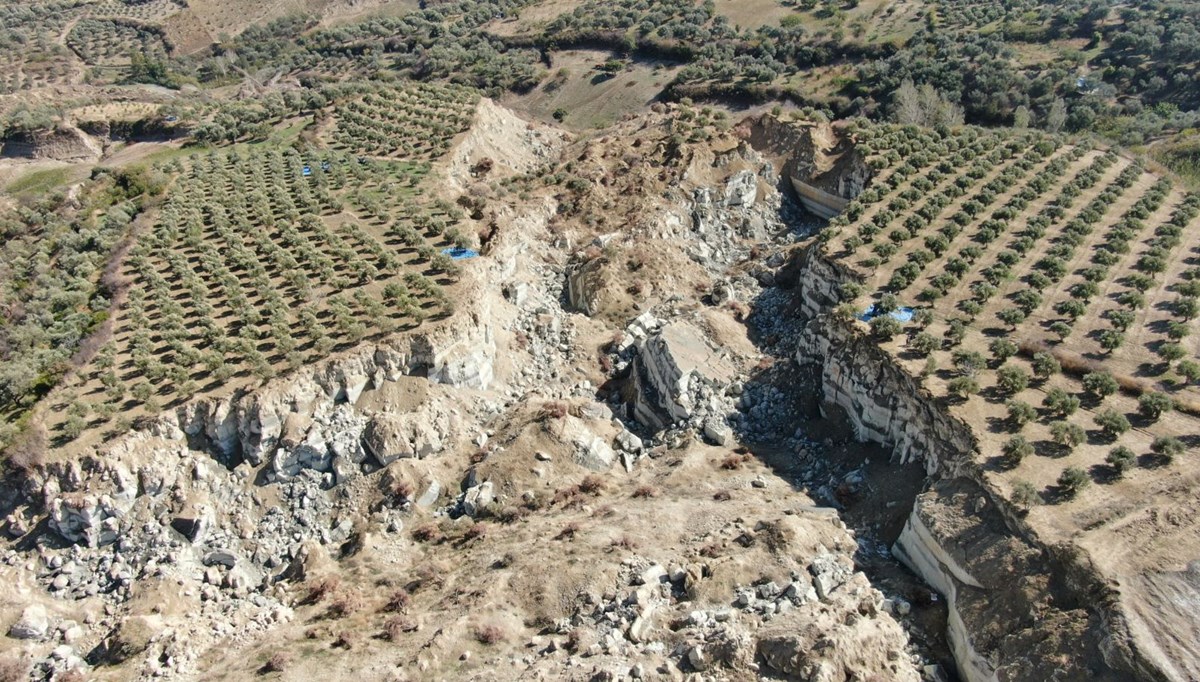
[791,243,1152,682]
[173,312,491,468]
[631,320,737,432]
[893,480,1120,682]
[797,317,977,476]
[747,114,872,219]
[564,257,604,315]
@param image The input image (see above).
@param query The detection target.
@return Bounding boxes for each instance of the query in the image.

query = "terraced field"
[821,121,1200,529]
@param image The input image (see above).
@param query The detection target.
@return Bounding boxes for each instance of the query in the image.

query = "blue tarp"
[302,165,312,176]
[858,305,914,323]
[442,247,479,260]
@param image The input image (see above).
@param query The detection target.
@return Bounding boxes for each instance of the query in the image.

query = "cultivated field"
[34,82,486,445]
[816,119,1200,556]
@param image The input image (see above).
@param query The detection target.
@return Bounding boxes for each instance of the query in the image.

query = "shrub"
[1177,360,1200,384]
[1006,400,1037,428]
[990,338,1018,362]
[870,316,902,339]
[1157,343,1186,363]
[1151,436,1184,462]
[1043,387,1080,416]
[947,376,979,398]
[1030,352,1060,379]
[1050,421,1086,450]
[1050,321,1073,341]
[910,332,939,356]
[1093,408,1130,439]
[1011,480,1040,509]
[996,365,1030,395]
[1057,466,1090,498]
[1098,329,1125,353]
[951,349,986,376]
[1138,392,1173,421]
[997,307,1027,328]
[1001,435,1033,467]
[1082,371,1118,398]
[1106,446,1136,476]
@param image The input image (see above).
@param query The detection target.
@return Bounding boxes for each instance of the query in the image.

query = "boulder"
[362,414,444,466]
[724,169,758,207]
[9,604,49,640]
[462,482,494,517]
[574,434,615,471]
[703,418,733,446]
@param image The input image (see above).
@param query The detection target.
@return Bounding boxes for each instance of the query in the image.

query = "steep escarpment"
[789,241,1165,681]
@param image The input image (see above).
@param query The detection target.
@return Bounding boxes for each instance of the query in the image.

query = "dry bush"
[3,424,46,473]
[578,474,606,494]
[325,591,363,619]
[591,504,616,518]
[332,631,355,649]
[305,576,341,604]
[556,522,581,540]
[565,629,585,653]
[631,484,658,499]
[382,615,417,641]
[388,478,414,501]
[610,536,638,550]
[57,670,86,682]
[382,588,411,613]
[1174,396,1200,417]
[260,653,290,674]
[552,485,582,506]
[598,353,614,373]
[463,522,489,541]
[712,490,732,501]
[493,505,526,523]
[725,300,750,321]
[474,624,507,645]
[411,523,443,543]
[539,401,569,420]
[720,453,750,470]
[407,563,446,592]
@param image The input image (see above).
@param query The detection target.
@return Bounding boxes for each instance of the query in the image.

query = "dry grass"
[0,658,28,682]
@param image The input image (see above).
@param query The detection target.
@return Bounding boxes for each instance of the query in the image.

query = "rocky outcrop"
[172,311,492,468]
